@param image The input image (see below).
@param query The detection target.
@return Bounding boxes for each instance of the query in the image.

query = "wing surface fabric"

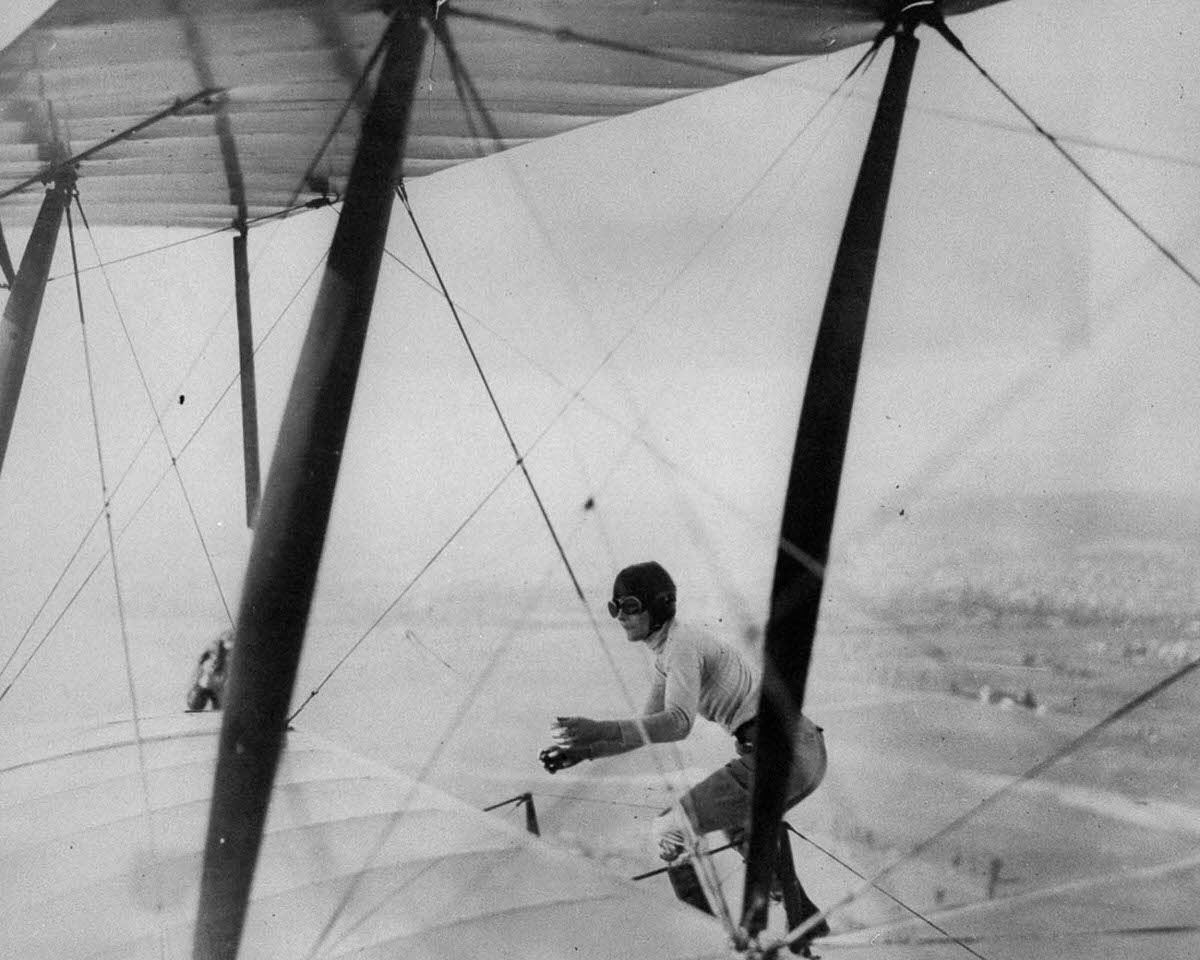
[0,0,1007,230]
[0,715,736,959]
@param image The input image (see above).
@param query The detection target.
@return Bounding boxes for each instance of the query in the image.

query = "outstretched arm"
[537,715,638,772]
[540,641,701,770]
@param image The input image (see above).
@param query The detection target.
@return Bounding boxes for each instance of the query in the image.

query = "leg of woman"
[777,717,830,950]
[654,754,753,914]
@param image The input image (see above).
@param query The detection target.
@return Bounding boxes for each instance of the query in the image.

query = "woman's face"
[617,607,653,643]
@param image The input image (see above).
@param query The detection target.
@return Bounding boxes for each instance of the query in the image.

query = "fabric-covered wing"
[0,0,1008,231]
[0,714,733,959]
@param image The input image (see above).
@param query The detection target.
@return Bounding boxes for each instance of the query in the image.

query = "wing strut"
[192,7,429,958]
[168,0,262,526]
[0,219,15,286]
[232,225,261,527]
[0,174,74,475]
[739,10,924,942]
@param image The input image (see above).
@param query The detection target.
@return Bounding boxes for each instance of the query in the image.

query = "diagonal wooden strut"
[0,218,15,287]
[191,7,429,958]
[0,175,75,475]
[740,21,922,941]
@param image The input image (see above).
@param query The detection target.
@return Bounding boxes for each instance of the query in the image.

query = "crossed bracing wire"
[3,4,1198,957]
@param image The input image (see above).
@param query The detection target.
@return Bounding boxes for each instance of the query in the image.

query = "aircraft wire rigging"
[929,16,1200,295]
[448,6,759,83]
[770,649,1200,957]
[315,168,742,936]
[760,13,1200,955]
[286,215,852,725]
[20,14,1187,951]
[64,191,171,941]
[281,35,947,940]
[285,467,512,722]
[0,82,343,684]
[286,183,742,954]
[378,224,819,555]
[297,547,727,959]
[0,232,332,709]
[893,923,1200,950]
[70,192,235,627]
[836,90,1200,172]
[786,823,991,960]
[393,179,722,850]
[285,3,408,209]
[46,195,338,286]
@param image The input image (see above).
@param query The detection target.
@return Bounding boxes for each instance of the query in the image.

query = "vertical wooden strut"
[0,173,74,476]
[192,8,428,959]
[740,21,921,940]
[232,225,261,527]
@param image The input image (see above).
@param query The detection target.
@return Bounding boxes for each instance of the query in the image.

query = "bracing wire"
[446,7,762,82]
[170,203,333,397]
[395,180,740,932]
[394,183,583,605]
[65,200,167,940]
[2,215,284,687]
[849,846,1200,948]
[279,36,885,938]
[771,652,1200,955]
[382,240,826,572]
[4,5,1190,950]
[285,6,408,208]
[786,824,990,960]
[0,508,102,685]
[47,196,337,284]
[73,194,234,625]
[433,13,876,389]
[760,20,1200,947]
[427,20,876,581]
[392,184,690,732]
[931,17,1200,295]
[285,465,516,722]
[828,84,1200,172]
[895,924,1200,949]
[0,240,330,710]
[300,552,602,960]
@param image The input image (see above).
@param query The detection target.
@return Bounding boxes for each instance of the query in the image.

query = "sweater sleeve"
[590,639,699,755]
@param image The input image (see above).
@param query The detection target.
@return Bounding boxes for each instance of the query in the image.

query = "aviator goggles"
[607,595,645,618]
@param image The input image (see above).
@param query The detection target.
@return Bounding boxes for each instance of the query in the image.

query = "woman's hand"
[538,744,591,773]
[552,716,615,747]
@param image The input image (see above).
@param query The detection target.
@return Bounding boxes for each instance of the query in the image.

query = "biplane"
[2,1,1198,958]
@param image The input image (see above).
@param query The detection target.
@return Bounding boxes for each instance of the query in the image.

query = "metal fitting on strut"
[887,0,944,32]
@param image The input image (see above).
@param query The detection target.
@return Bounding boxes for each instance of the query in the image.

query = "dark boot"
[776,827,830,953]
[667,861,713,915]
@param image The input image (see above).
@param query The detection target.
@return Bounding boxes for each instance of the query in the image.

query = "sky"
[1,0,1198,722]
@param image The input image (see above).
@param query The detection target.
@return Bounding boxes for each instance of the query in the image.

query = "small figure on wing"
[539,561,830,953]
[186,628,234,712]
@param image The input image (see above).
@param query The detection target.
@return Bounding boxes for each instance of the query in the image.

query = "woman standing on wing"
[539,560,830,948]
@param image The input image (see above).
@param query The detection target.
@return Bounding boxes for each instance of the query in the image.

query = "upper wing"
[0,0,1009,230]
